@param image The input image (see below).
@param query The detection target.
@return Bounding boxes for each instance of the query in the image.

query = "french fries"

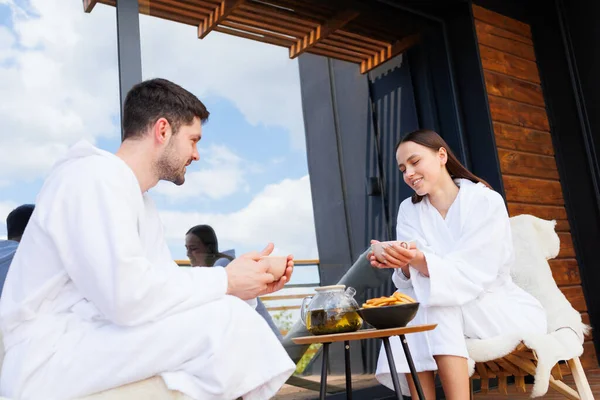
[361,292,416,308]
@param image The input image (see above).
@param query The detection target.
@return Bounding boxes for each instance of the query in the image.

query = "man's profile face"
[156,117,201,185]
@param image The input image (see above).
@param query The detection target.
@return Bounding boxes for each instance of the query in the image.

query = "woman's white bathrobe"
[0,142,295,400]
[375,179,547,392]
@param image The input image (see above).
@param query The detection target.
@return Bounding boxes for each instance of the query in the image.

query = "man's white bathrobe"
[0,142,295,400]
[376,179,547,392]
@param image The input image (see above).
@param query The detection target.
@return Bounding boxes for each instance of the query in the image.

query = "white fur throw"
[466,214,591,397]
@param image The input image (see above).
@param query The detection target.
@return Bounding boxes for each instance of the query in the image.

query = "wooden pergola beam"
[198,0,246,39]
[289,9,360,59]
[82,0,98,13]
[360,33,420,74]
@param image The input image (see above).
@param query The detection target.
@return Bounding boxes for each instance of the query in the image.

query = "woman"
[185,225,234,267]
[185,224,284,341]
[370,130,547,399]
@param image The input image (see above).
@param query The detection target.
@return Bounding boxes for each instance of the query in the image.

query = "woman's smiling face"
[396,140,447,196]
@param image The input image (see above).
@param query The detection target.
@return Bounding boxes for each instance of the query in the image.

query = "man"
[0,204,34,296]
[0,79,295,400]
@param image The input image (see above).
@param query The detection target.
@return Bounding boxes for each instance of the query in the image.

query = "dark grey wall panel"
[299,52,421,287]
[367,56,420,243]
[362,56,421,373]
[298,54,353,285]
[116,0,143,139]
[327,59,371,263]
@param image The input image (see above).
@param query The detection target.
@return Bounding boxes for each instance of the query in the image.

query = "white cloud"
[0,0,305,184]
[153,144,251,201]
[159,175,318,259]
[0,140,72,181]
[0,0,120,182]
[138,16,305,150]
[0,25,15,61]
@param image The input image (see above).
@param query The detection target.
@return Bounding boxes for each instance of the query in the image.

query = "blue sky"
[0,0,319,266]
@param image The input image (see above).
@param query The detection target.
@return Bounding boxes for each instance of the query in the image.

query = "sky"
[0,0,320,277]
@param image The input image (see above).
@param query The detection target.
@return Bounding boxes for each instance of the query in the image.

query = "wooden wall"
[472,4,597,370]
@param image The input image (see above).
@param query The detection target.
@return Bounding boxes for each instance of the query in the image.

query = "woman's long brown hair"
[186,224,234,267]
[395,129,491,203]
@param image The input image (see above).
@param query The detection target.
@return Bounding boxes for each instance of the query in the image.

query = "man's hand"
[224,243,294,300]
[262,255,293,295]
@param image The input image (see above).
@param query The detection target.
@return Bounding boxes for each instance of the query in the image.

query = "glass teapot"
[301,285,363,335]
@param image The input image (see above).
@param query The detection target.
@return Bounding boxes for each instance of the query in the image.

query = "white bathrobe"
[375,179,547,393]
[0,141,295,400]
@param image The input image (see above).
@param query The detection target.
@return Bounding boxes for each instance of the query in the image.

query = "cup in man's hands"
[371,240,416,264]
[258,256,287,280]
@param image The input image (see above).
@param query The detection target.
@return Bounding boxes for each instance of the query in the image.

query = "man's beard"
[155,144,187,186]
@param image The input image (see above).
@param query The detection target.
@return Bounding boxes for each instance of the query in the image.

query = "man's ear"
[153,117,171,144]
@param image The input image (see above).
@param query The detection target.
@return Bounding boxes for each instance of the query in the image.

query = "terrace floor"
[274,370,600,399]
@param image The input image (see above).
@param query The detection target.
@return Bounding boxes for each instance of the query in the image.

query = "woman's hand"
[369,240,417,268]
[368,240,429,277]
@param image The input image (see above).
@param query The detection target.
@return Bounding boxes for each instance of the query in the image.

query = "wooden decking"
[274,370,600,399]
[275,374,375,399]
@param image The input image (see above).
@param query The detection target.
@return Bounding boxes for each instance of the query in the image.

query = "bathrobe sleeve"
[391,200,437,290]
[43,166,229,326]
[411,189,513,307]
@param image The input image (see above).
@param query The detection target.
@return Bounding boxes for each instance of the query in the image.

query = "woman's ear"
[438,147,448,165]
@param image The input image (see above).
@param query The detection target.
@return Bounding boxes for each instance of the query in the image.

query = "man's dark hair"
[6,204,34,241]
[122,78,210,140]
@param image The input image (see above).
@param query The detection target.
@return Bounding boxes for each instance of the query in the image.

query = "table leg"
[382,337,404,400]
[320,342,330,400]
[344,340,352,399]
[398,334,426,400]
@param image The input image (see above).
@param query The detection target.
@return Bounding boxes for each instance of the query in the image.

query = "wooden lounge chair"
[471,342,593,399]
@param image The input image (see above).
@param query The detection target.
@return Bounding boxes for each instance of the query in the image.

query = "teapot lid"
[315,284,346,292]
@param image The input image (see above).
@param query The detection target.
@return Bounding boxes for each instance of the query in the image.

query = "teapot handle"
[345,287,356,298]
[301,296,313,325]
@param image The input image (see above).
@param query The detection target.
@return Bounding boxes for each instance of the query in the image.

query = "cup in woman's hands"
[259,256,287,280]
[371,240,416,264]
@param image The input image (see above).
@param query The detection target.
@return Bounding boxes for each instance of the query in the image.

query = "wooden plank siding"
[472,4,597,370]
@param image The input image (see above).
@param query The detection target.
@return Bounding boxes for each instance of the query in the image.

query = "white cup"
[371,240,416,263]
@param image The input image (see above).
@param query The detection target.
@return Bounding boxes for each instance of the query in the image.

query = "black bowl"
[358,302,420,329]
